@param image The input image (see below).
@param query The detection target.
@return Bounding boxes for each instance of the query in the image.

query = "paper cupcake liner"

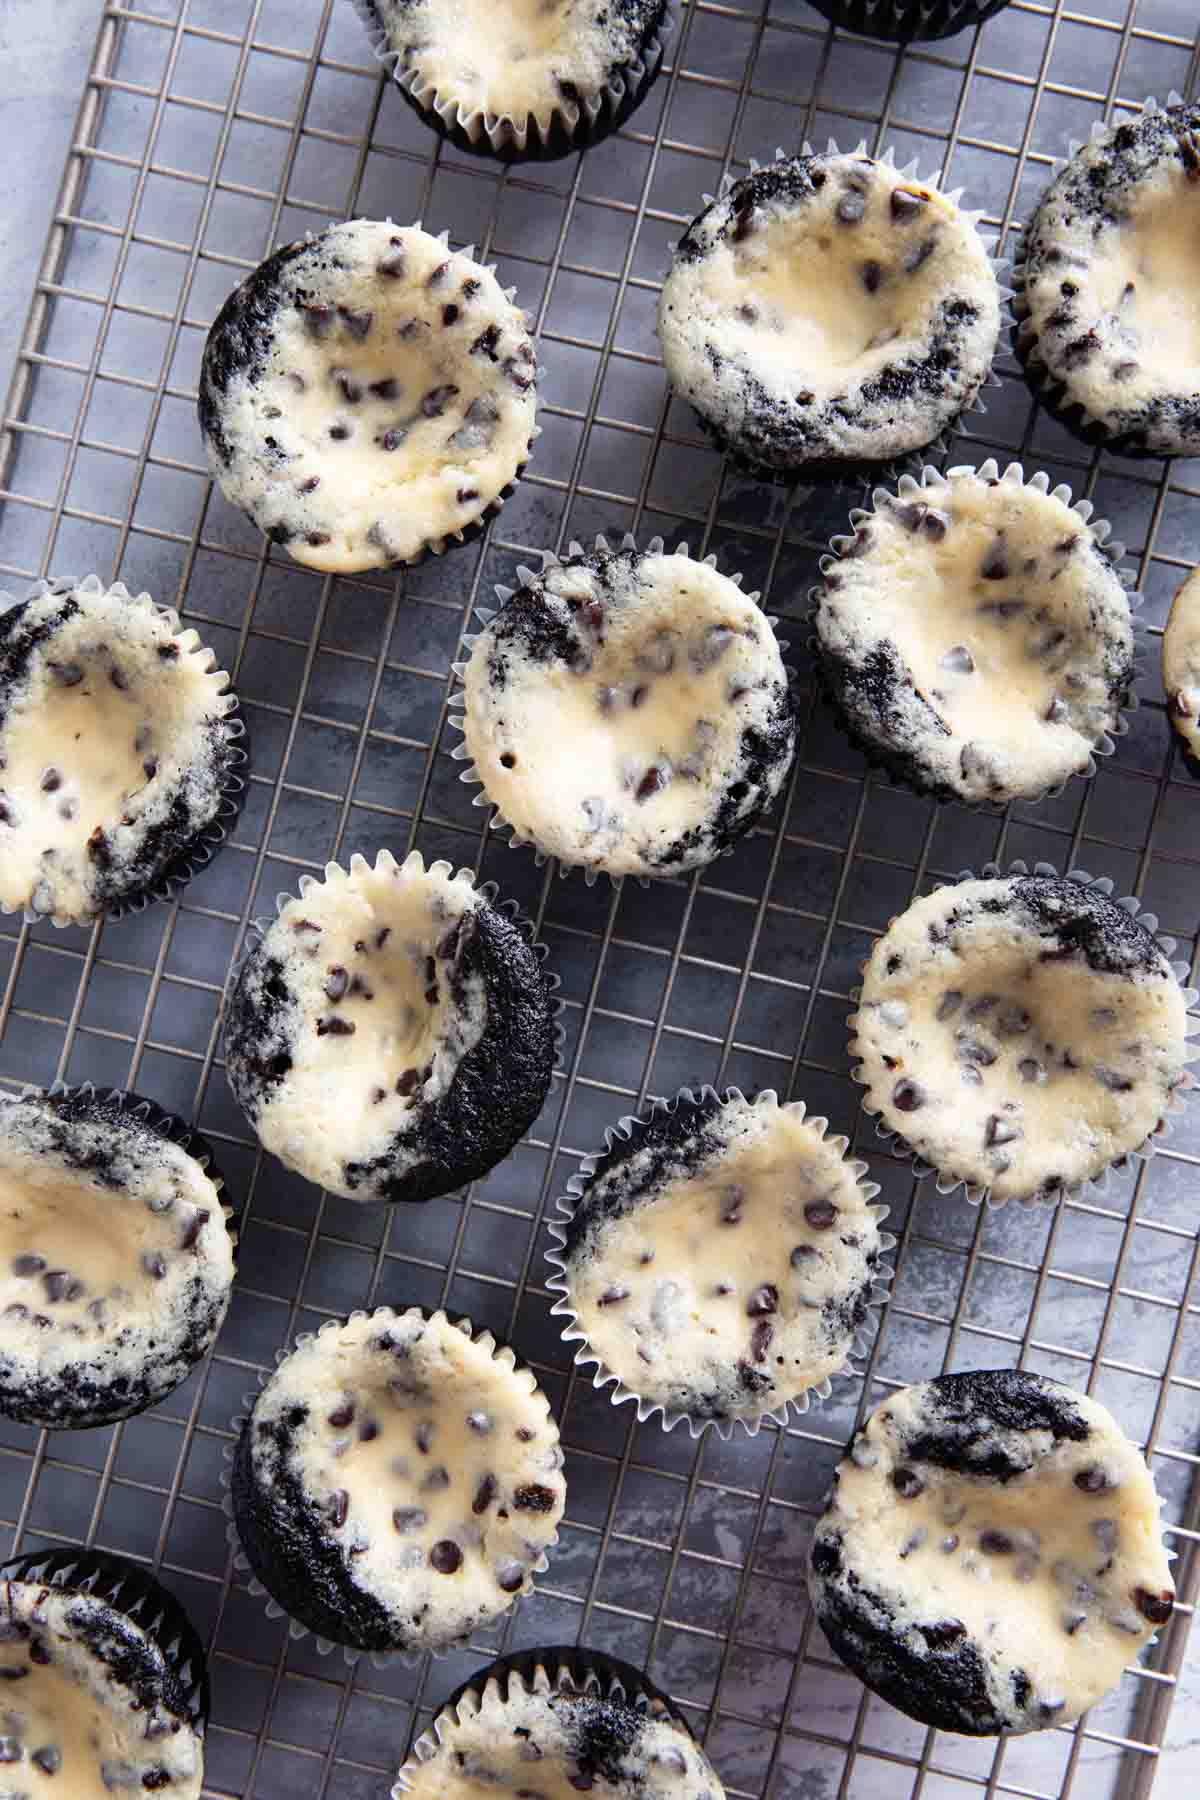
[352,0,677,162]
[0,1081,238,1429]
[847,860,1200,1210]
[803,0,1012,41]
[445,532,797,887]
[394,1644,694,1792]
[0,575,248,931]
[544,1084,895,1440]
[0,1546,211,1731]
[808,457,1145,810]
[220,1304,564,1668]
[1011,95,1196,460]
[661,143,1011,493]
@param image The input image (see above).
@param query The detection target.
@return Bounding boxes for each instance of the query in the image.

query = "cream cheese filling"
[252,1312,564,1642]
[818,471,1133,800]
[463,553,788,877]
[1163,567,1200,759]
[0,1585,203,1800]
[0,588,227,922]
[854,883,1189,1202]
[208,222,536,574]
[246,857,488,1197]
[401,1684,723,1799]
[823,1382,1173,1728]
[567,1100,880,1415]
[375,0,640,128]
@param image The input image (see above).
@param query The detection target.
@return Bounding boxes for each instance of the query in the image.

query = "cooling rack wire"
[0,0,1198,1794]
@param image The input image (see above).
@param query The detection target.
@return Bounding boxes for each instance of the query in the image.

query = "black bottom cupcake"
[0,576,245,927]
[1164,567,1200,777]
[355,0,675,162]
[397,1645,726,1796]
[230,1308,566,1656]
[223,848,556,1205]
[0,1547,208,1794]
[804,0,1011,38]
[809,1371,1175,1735]
[0,1086,236,1429]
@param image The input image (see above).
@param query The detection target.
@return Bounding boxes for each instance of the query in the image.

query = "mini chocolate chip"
[1096,1067,1133,1093]
[379,426,407,452]
[598,1285,630,1306]
[636,766,666,802]
[421,383,459,417]
[467,1410,492,1433]
[1018,1058,1045,1084]
[140,1253,166,1282]
[43,1269,85,1303]
[317,1016,356,1036]
[836,190,866,224]
[179,1207,210,1251]
[892,1079,925,1112]
[359,1418,379,1442]
[890,186,928,222]
[936,991,963,1021]
[980,1528,1014,1554]
[0,1738,21,1763]
[303,304,334,338]
[747,1284,778,1316]
[980,545,1010,581]
[328,1404,355,1428]
[941,1534,959,1553]
[12,1254,45,1278]
[324,966,349,1001]
[328,1489,348,1529]
[396,1068,421,1097]
[333,369,362,404]
[496,1560,525,1594]
[720,1185,744,1224]
[414,1420,435,1452]
[456,486,479,505]
[516,1426,536,1442]
[430,1539,462,1574]
[32,1746,61,1775]
[514,1483,557,1513]
[804,1198,838,1230]
[473,1473,497,1514]
[1134,1587,1173,1624]
[921,1618,965,1648]
[985,1115,1022,1148]
[47,661,83,686]
[339,306,372,340]
[39,768,61,793]
[940,645,975,675]
[1075,1465,1116,1494]
[393,1506,427,1534]
[422,1465,450,1492]
[442,303,460,326]
[750,1317,774,1362]
[861,260,883,294]
[892,1467,924,1498]
[329,423,351,441]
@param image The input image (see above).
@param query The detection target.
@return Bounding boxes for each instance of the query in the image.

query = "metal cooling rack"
[0,0,1198,1795]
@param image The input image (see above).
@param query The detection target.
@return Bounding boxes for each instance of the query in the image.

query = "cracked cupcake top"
[658,153,1000,472]
[199,220,537,572]
[0,580,238,926]
[0,1577,205,1798]
[814,466,1135,804]
[363,0,664,137]
[554,1090,884,1425]
[233,1310,565,1653]
[0,1089,234,1429]
[809,1371,1174,1735]
[1164,567,1200,764]
[400,1672,724,1799]
[853,875,1190,1204]
[461,542,795,878]
[1020,101,1200,454]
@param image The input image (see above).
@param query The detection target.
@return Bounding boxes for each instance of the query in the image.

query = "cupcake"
[1017,99,1200,456]
[813,461,1137,806]
[454,537,796,880]
[546,1088,890,1433]
[396,1646,725,1796]
[230,1308,566,1656]
[802,0,1011,40]
[657,152,1001,478]
[850,869,1193,1206]
[0,1085,236,1430]
[0,1546,208,1793]
[0,576,244,927]
[808,1370,1175,1735]
[1163,567,1200,773]
[199,219,538,573]
[355,0,674,162]
[223,849,555,1205]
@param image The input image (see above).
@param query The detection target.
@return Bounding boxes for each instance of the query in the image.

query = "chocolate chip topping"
[429,1539,462,1574]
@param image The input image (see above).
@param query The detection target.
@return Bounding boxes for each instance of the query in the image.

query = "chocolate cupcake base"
[804,0,1011,41]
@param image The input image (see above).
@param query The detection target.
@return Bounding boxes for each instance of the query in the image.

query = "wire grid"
[0,0,1198,1795]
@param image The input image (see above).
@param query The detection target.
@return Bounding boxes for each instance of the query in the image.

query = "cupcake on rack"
[455,536,796,881]
[658,150,1001,478]
[1017,98,1200,456]
[354,0,675,161]
[802,0,1011,41]
[199,219,538,572]
[230,1308,566,1656]
[1163,567,1200,773]
[223,849,556,1205]
[809,1370,1175,1735]
[0,576,244,927]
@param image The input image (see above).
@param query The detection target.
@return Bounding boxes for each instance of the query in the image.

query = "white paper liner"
[808,457,1145,809]
[659,143,1012,490]
[393,1645,696,1792]
[1011,94,1200,457]
[0,574,247,930]
[221,846,565,1199]
[803,0,1012,41]
[220,1304,565,1668]
[445,532,797,887]
[848,860,1200,1210]
[543,1084,896,1440]
[351,0,677,161]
